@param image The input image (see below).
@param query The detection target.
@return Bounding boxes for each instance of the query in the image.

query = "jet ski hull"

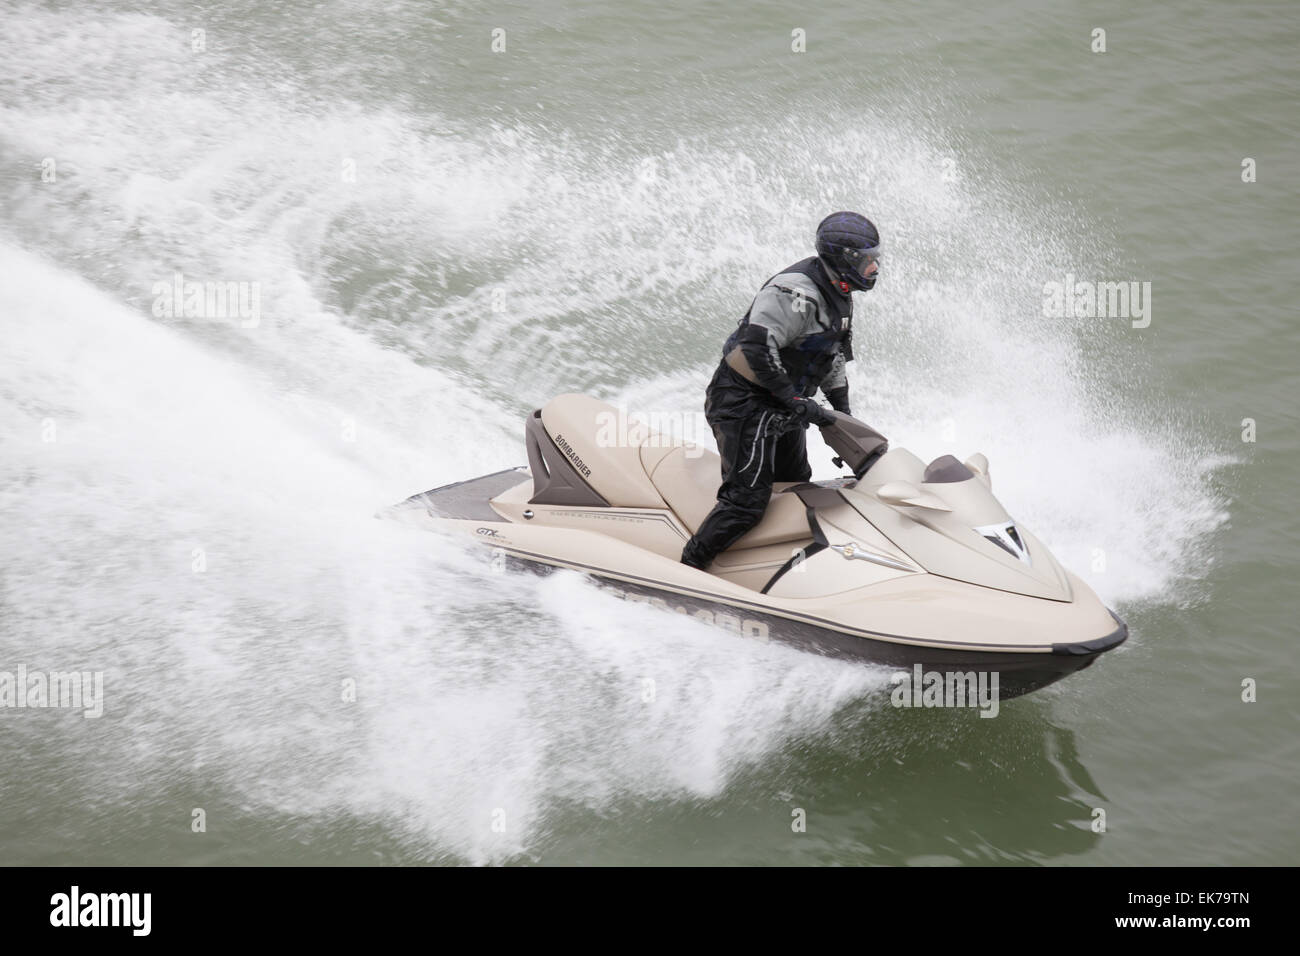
[386,468,1128,701]
[502,552,1123,700]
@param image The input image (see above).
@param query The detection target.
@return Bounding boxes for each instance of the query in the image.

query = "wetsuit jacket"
[720,256,853,412]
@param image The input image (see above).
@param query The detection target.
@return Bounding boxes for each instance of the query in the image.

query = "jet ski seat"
[531,395,813,551]
[645,446,814,549]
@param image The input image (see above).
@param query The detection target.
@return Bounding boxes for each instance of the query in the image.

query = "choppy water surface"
[1,0,1296,864]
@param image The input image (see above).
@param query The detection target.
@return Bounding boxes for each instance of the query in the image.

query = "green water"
[0,0,1296,865]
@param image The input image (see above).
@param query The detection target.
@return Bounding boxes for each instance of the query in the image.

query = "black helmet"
[816,211,880,291]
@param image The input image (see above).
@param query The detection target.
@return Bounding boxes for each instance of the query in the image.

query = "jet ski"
[384,394,1126,699]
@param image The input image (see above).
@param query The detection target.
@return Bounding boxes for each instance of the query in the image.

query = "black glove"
[825,386,851,417]
[789,396,836,428]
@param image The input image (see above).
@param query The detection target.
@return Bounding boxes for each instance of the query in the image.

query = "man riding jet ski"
[681,211,881,570]
[381,209,1128,697]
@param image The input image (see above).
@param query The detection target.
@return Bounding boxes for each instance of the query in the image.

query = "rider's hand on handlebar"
[789,396,836,428]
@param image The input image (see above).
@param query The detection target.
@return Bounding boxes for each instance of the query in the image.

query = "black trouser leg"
[681,378,806,570]
[772,422,813,483]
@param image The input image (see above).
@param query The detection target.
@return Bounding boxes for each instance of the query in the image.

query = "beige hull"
[384,396,1127,698]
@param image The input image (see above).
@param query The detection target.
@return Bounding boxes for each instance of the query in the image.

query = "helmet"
[815,211,880,291]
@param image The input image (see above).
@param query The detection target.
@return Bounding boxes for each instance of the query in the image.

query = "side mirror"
[875,481,953,512]
[963,453,991,486]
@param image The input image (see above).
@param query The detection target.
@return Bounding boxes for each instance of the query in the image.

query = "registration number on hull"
[601,583,771,643]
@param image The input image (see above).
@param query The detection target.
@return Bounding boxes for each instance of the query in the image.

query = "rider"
[680,211,880,570]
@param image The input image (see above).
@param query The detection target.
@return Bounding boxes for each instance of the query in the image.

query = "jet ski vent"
[976,520,1031,564]
[984,534,1018,558]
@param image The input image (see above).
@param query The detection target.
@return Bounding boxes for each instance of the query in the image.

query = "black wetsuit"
[681,257,854,570]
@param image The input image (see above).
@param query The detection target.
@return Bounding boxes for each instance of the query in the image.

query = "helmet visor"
[841,244,881,280]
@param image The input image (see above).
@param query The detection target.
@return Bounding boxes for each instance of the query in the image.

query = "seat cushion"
[648,447,812,548]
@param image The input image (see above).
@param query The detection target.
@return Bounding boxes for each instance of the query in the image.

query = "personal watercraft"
[384,394,1126,699]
